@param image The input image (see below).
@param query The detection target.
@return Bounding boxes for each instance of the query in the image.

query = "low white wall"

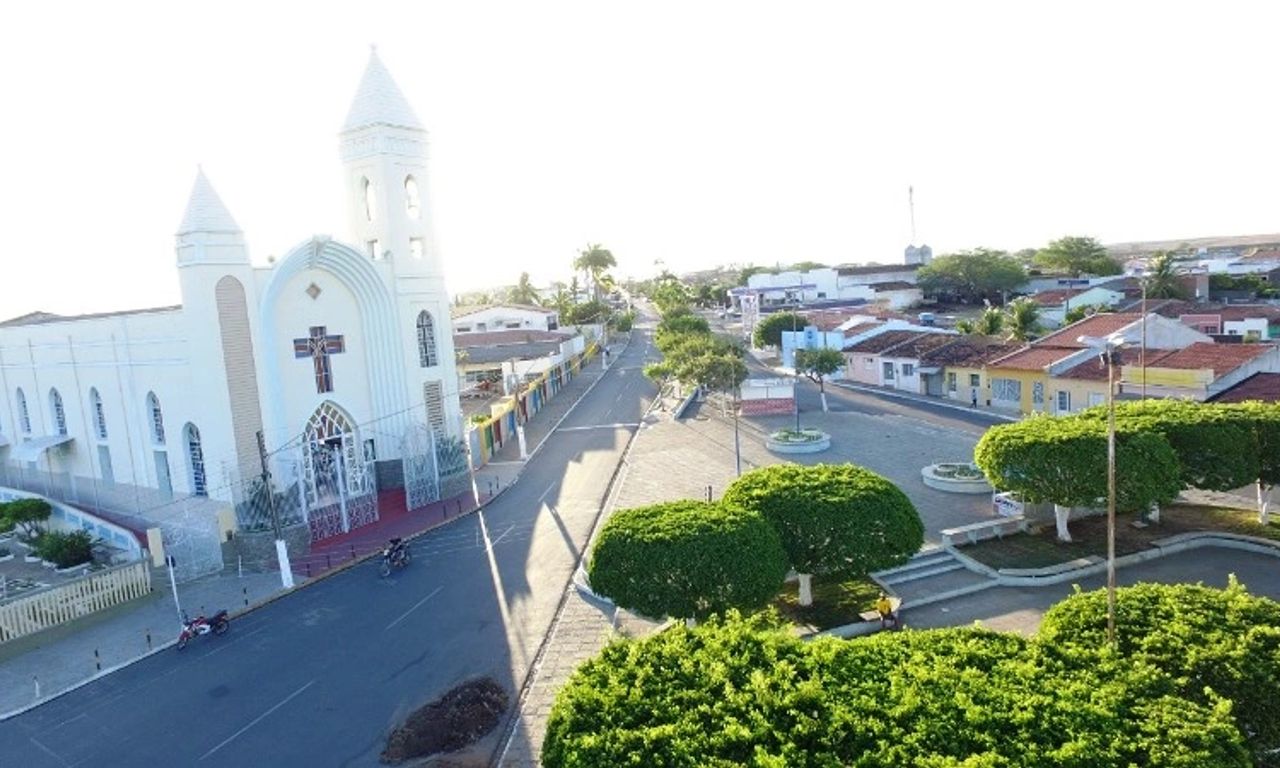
[0,487,143,559]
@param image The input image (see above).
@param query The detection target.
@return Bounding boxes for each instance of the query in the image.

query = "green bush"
[608,310,635,333]
[722,463,924,581]
[543,611,1249,767]
[35,530,94,568]
[1040,579,1280,767]
[587,501,787,621]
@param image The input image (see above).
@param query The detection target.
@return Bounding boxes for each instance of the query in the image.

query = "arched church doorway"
[300,401,379,541]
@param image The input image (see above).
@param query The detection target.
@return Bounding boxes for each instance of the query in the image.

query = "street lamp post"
[1079,333,1125,645]
[793,303,802,432]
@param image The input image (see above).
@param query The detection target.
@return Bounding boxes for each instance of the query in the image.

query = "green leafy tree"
[752,311,807,349]
[953,318,975,333]
[975,305,1005,335]
[736,265,772,286]
[975,418,1181,541]
[1,498,52,539]
[574,243,617,301]
[722,464,923,606]
[650,280,692,316]
[1040,579,1280,767]
[1233,401,1280,523]
[1063,302,1111,325]
[794,347,844,411]
[544,612,1250,767]
[787,260,827,272]
[506,271,541,305]
[1004,296,1041,340]
[1142,250,1187,299]
[1034,236,1122,277]
[562,299,611,325]
[656,313,710,348]
[916,248,1028,304]
[587,501,788,621]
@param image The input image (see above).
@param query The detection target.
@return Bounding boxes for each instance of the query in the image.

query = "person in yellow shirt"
[875,592,898,630]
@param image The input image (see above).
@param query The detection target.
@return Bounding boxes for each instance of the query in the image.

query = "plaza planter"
[921,462,992,494]
[765,429,831,454]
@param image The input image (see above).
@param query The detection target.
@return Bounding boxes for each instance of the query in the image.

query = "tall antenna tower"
[908,185,917,244]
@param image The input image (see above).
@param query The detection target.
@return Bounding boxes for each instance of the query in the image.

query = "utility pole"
[257,431,294,589]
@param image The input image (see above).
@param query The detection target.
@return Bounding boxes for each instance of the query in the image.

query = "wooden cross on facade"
[294,326,346,393]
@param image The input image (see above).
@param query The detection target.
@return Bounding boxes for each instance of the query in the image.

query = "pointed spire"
[177,168,241,235]
[342,48,423,133]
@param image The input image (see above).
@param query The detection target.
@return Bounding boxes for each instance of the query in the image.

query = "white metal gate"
[300,402,378,541]
[400,423,440,513]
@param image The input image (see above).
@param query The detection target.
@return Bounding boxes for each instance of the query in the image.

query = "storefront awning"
[9,434,74,462]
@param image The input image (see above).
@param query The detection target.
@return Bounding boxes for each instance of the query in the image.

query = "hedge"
[587,500,787,621]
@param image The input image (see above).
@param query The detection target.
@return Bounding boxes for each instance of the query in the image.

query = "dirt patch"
[381,677,509,764]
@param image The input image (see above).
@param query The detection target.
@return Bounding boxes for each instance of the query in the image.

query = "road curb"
[827,379,1019,423]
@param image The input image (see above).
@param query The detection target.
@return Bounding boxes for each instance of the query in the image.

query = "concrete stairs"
[872,546,997,609]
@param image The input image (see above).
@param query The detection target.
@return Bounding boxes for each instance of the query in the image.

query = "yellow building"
[919,337,1020,406]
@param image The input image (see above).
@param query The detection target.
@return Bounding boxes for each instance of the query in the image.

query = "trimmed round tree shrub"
[722,463,923,606]
[543,612,1249,767]
[1231,401,1280,524]
[975,418,1181,541]
[1040,579,1280,767]
[587,500,787,621]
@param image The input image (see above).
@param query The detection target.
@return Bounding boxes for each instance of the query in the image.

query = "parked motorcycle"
[176,609,230,650]
[379,538,411,577]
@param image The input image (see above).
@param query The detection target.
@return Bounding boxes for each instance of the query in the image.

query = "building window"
[185,423,207,497]
[16,388,30,433]
[969,373,981,387]
[404,175,421,219]
[991,378,1021,403]
[947,372,957,392]
[362,177,376,222]
[90,387,108,439]
[423,380,446,434]
[1057,390,1071,413]
[456,325,472,333]
[882,362,895,380]
[816,292,827,299]
[902,363,915,378]
[1032,381,1045,406]
[1088,392,1105,407]
[505,322,521,329]
[49,388,67,436]
[367,239,381,260]
[417,311,439,367]
[147,392,166,445]
[410,238,424,260]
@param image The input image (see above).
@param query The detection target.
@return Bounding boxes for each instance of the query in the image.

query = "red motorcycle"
[176,609,230,650]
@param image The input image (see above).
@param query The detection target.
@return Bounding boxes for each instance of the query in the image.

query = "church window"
[417,311,438,367]
[147,392,166,445]
[405,176,421,219]
[410,238,424,260]
[49,389,67,436]
[423,380,446,434]
[184,423,207,497]
[90,387,108,439]
[362,177,376,222]
[16,388,31,433]
[367,239,382,260]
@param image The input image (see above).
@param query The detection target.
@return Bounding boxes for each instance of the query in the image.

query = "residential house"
[985,313,1211,414]
[1120,342,1280,401]
[453,304,560,334]
[743,264,924,310]
[879,332,962,393]
[1207,372,1280,403]
[1031,286,1125,329]
[454,328,581,394]
[842,330,931,387]
[919,337,1021,403]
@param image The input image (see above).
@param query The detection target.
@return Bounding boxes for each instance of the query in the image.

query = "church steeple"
[175,168,248,266]
[342,48,423,134]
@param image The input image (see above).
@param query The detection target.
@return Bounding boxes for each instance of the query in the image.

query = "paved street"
[0,331,655,767]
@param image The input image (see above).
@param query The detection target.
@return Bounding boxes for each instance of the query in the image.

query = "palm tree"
[508,272,541,305]
[975,306,1005,336]
[574,243,617,301]
[1143,251,1186,299]
[1005,297,1041,341]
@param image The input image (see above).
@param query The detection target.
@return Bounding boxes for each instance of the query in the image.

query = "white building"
[744,264,924,308]
[0,51,462,552]
[453,304,560,334]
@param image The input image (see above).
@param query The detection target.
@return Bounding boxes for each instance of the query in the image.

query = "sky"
[2,1,1278,318]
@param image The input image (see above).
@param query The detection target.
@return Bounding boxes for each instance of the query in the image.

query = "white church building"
[0,52,463,563]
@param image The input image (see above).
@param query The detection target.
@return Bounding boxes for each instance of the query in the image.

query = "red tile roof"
[884,333,961,359]
[1139,342,1274,377]
[1055,357,1112,381]
[1030,288,1089,306]
[919,337,1020,366]
[988,345,1080,371]
[1034,313,1142,347]
[842,329,926,354]
[1208,372,1280,402]
[1216,305,1280,322]
[454,329,573,348]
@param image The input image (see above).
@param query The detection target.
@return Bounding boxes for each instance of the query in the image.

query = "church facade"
[0,52,462,534]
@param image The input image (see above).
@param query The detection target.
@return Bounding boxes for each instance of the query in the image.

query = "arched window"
[16,388,31,433]
[362,177,376,222]
[404,175,421,219]
[90,387,108,440]
[184,423,207,497]
[147,392,166,445]
[49,389,67,436]
[417,311,438,368]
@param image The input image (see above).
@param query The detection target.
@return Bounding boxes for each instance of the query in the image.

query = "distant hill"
[1106,233,1280,257]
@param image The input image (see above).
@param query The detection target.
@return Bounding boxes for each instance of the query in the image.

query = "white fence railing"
[0,560,153,643]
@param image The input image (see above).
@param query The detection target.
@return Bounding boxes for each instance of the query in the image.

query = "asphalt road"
[0,328,657,767]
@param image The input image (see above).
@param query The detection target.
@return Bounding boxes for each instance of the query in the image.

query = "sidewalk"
[0,335,625,720]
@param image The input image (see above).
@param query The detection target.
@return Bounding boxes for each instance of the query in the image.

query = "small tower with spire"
[175,168,249,267]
